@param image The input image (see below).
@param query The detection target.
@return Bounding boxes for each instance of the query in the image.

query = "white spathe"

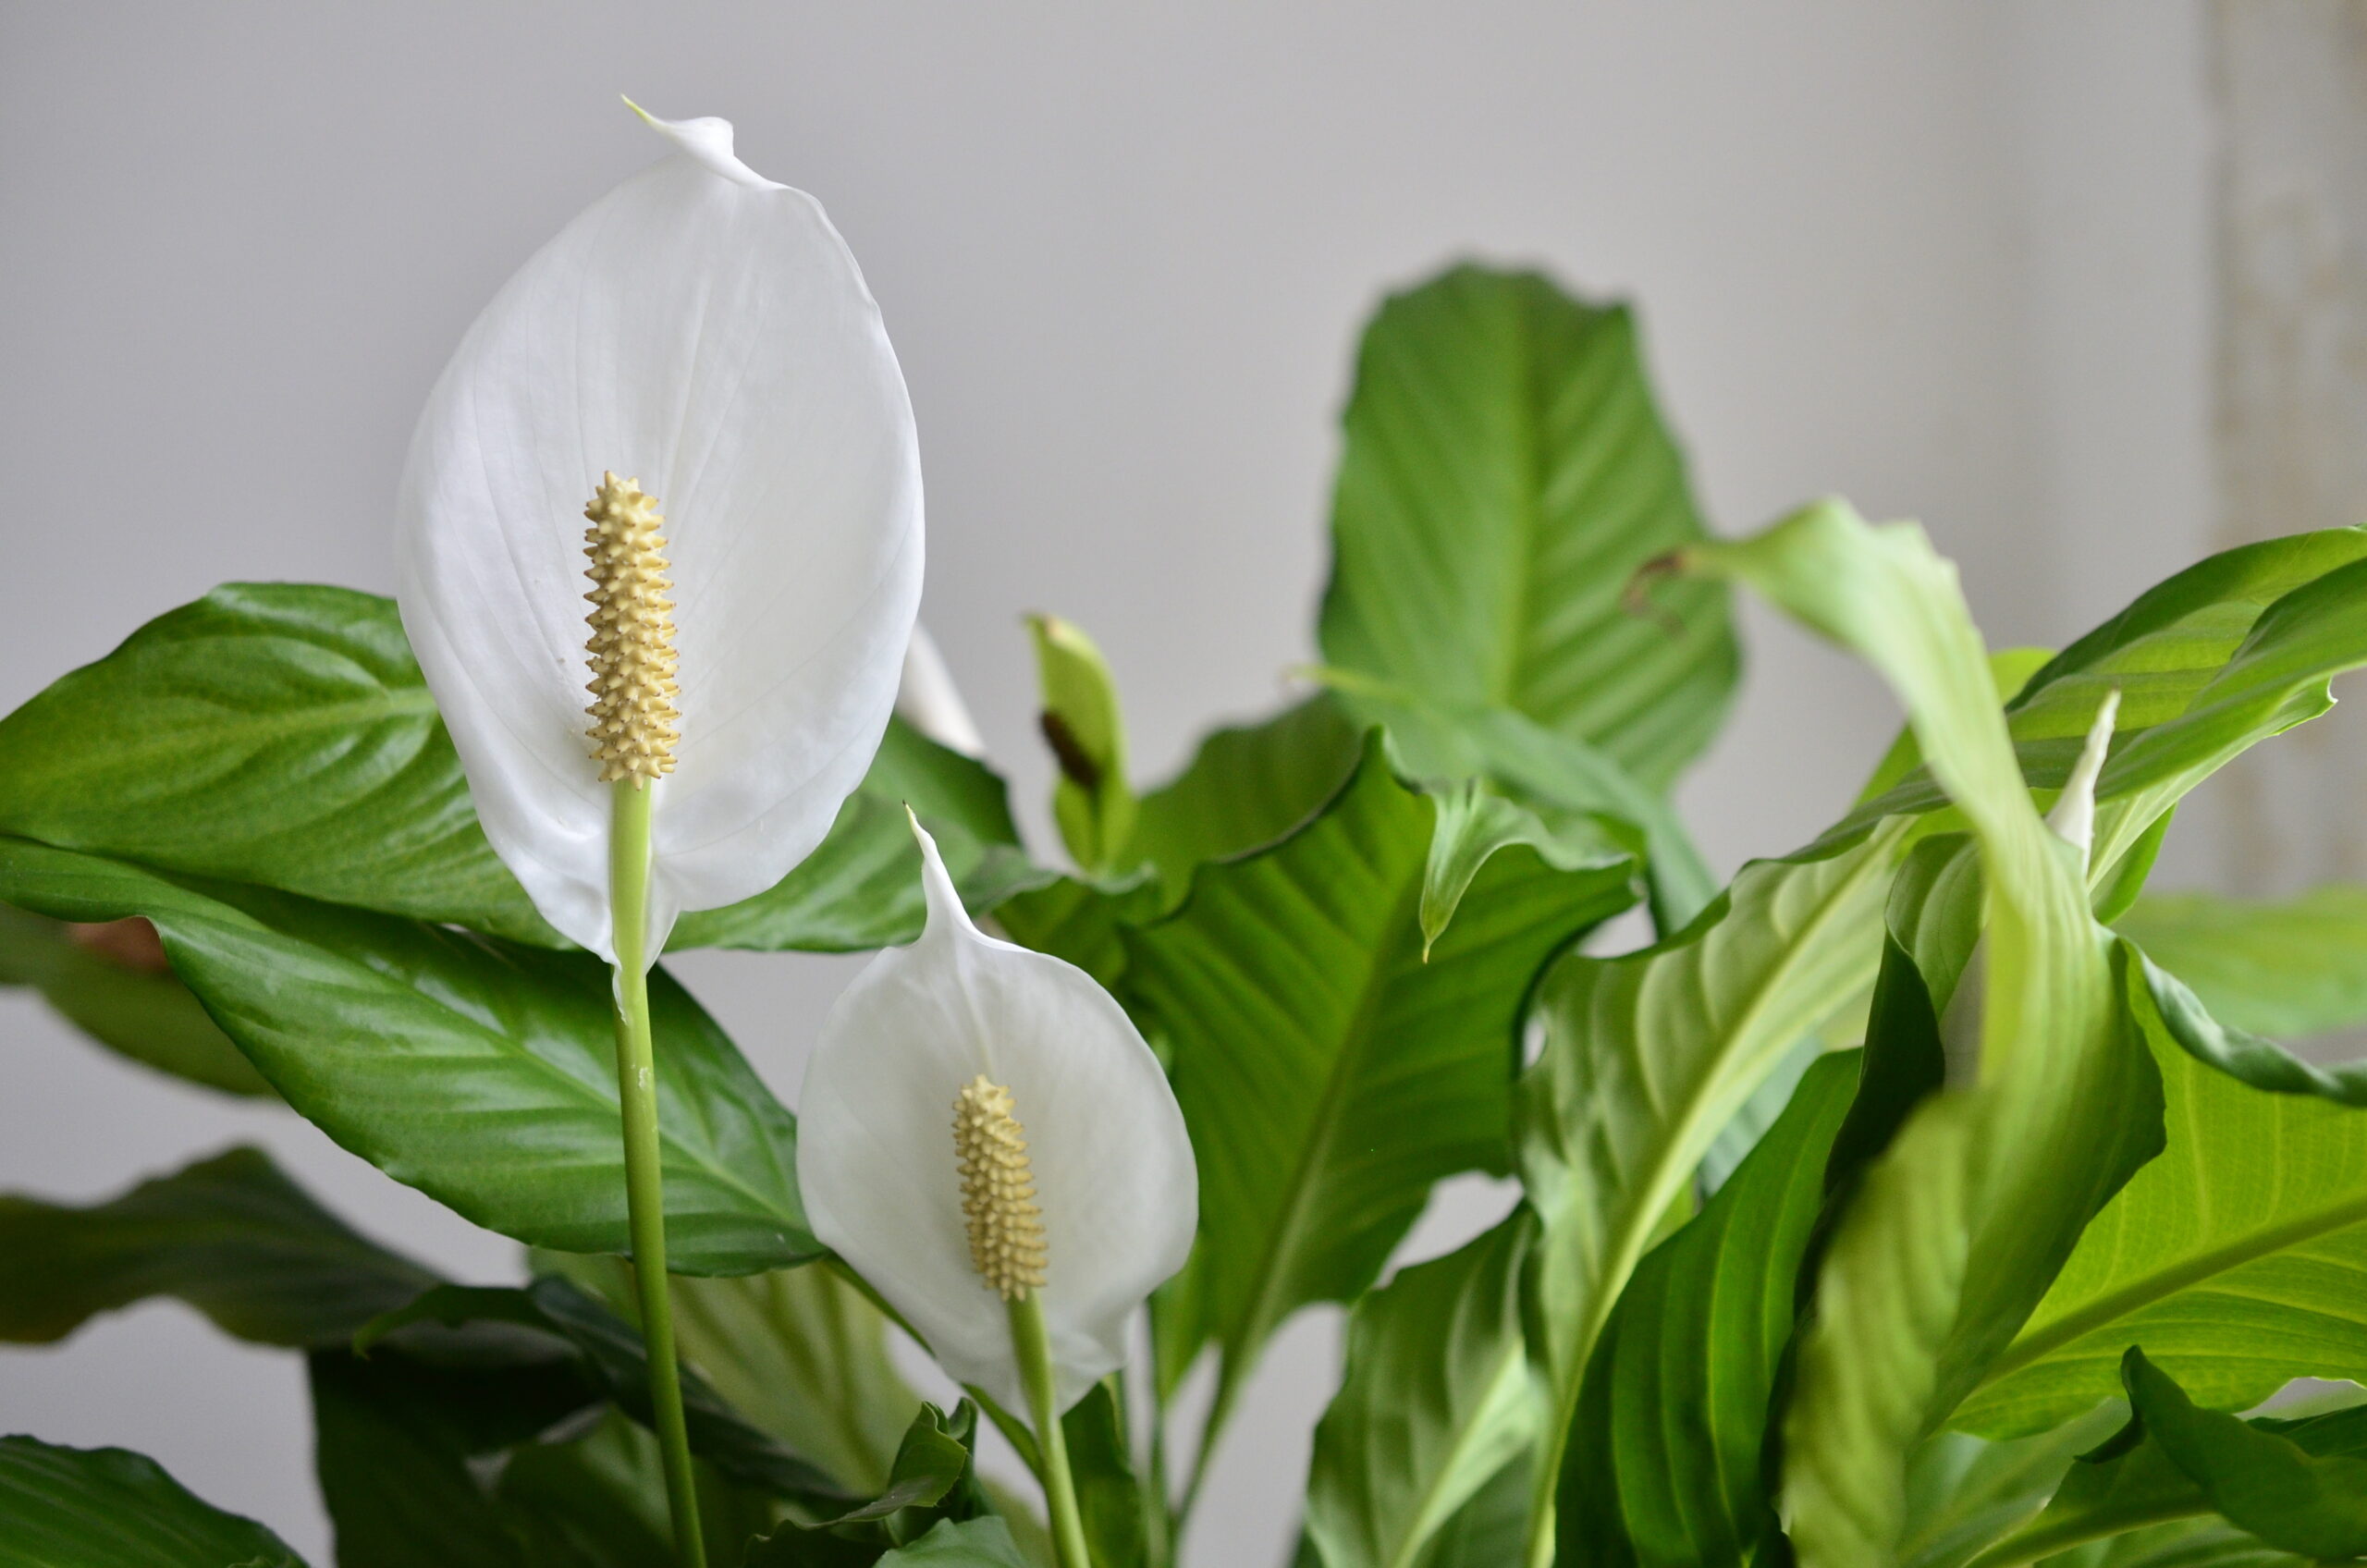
[798,820,1197,1414]
[396,105,923,962]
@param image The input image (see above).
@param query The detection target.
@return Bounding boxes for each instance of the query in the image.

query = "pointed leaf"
[1317,265,1737,789]
[0,836,816,1273]
[0,1435,308,1568]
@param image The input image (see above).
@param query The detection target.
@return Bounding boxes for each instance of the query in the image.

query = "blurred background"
[2,3,2360,1562]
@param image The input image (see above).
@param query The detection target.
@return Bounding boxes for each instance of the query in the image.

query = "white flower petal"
[897,624,987,759]
[796,820,1197,1413]
[396,107,923,962]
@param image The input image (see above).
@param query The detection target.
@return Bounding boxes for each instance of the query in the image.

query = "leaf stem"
[609,778,705,1568]
[1010,1291,1092,1568]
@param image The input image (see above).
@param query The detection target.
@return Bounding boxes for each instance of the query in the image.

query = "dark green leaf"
[358,1279,850,1504]
[875,1519,1031,1566]
[0,904,268,1096]
[1305,1211,1539,1568]
[1133,735,1636,1411]
[0,1434,307,1568]
[1061,1383,1149,1568]
[1317,265,1737,790]
[0,1145,436,1347]
[1955,963,2367,1436]
[0,837,815,1274]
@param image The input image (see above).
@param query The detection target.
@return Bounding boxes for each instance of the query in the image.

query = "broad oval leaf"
[1317,264,1737,792]
[0,836,816,1274]
[0,1435,308,1568]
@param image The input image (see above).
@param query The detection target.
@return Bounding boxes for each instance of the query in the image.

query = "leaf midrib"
[1974,1188,2367,1389]
[1381,1335,1528,1568]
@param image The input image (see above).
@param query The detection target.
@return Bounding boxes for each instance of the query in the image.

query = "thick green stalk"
[609,778,705,1568]
[1010,1292,1092,1568]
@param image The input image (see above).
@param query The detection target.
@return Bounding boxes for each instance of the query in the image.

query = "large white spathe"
[396,107,922,962]
[798,820,1197,1414]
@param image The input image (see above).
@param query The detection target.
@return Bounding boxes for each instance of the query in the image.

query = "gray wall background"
[0,4,2239,1563]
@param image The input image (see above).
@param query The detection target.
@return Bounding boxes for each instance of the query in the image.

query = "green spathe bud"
[1025,613,1138,874]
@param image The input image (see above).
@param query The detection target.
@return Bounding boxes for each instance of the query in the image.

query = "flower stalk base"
[1009,1291,1091,1568]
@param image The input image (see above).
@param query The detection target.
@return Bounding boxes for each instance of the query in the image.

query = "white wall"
[0,5,2214,1563]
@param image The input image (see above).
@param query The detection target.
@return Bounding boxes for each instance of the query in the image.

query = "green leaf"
[876,1519,1032,1566]
[1559,1050,1862,1568]
[1968,1359,2367,1567]
[1411,1457,1531,1568]
[0,836,816,1274]
[1687,502,2157,1568]
[1060,1382,1149,1568]
[0,1434,308,1568]
[1953,962,2367,1437]
[2032,1518,2304,1568]
[546,1254,919,1497]
[1831,528,2367,876]
[1895,1408,2127,1568]
[1132,733,1636,1416]
[1304,1211,1539,1568]
[1515,824,1901,1537]
[1317,264,1737,790]
[2116,885,2367,1040]
[1026,614,1138,876]
[358,1278,850,1504]
[0,1145,437,1347]
[2128,948,2367,1105]
[0,904,270,1096]
[0,582,1034,957]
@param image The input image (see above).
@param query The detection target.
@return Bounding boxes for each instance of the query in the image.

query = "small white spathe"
[396,105,923,962]
[798,819,1197,1414]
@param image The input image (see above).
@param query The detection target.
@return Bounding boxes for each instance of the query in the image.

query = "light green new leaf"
[1317,264,1737,791]
[1304,1211,1539,1568]
[1954,966,2367,1437]
[0,582,1034,956]
[2116,885,2367,1041]
[0,1145,436,1348]
[0,902,269,1096]
[0,1435,308,1568]
[1132,734,1636,1420]
[1027,613,1139,876]
[1560,1050,1862,1568]
[1688,502,2153,1568]
[0,836,816,1275]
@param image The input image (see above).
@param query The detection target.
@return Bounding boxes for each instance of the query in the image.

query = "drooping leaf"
[0,903,269,1096]
[2127,949,2367,1106]
[1953,965,2367,1436]
[1688,502,2158,1568]
[0,1434,308,1568]
[549,1254,918,1496]
[1317,264,1737,790]
[1304,1211,1539,1568]
[357,1279,849,1504]
[1134,734,1636,1419]
[2116,885,2367,1040]
[0,1145,436,1348]
[0,582,1034,957]
[0,837,815,1274]
[1559,1050,1861,1568]
[1967,1361,2367,1567]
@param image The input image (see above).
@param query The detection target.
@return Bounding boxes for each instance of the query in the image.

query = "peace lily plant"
[7,105,2367,1568]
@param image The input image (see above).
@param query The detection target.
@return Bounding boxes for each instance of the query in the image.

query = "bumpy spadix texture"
[582,473,681,786]
[952,1077,1049,1300]
[798,820,1197,1413]
[396,107,922,962]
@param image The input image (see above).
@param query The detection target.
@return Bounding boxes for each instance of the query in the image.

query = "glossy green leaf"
[549,1254,919,1497]
[0,904,269,1096]
[1560,1050,1862,1568]
[0,1434,307,1568]
[2116,885,2367,1040]
[358,1279,849,1503]
[1955,967,2367,1436]
[0,835,816,1274]
[1317,265,1737,790]
[1304,1211,1538,1568]
[1688,502,2156,1568]
[1134,734,1636,1418]
[0,1145,435,1348]
[875,1519,1032,1567]
[0,582,1034,957]
[1515,824,1899,1536]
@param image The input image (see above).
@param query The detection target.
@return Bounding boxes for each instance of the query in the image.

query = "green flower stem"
[609,778,705,1568]
[1009,1291,1092,1568]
